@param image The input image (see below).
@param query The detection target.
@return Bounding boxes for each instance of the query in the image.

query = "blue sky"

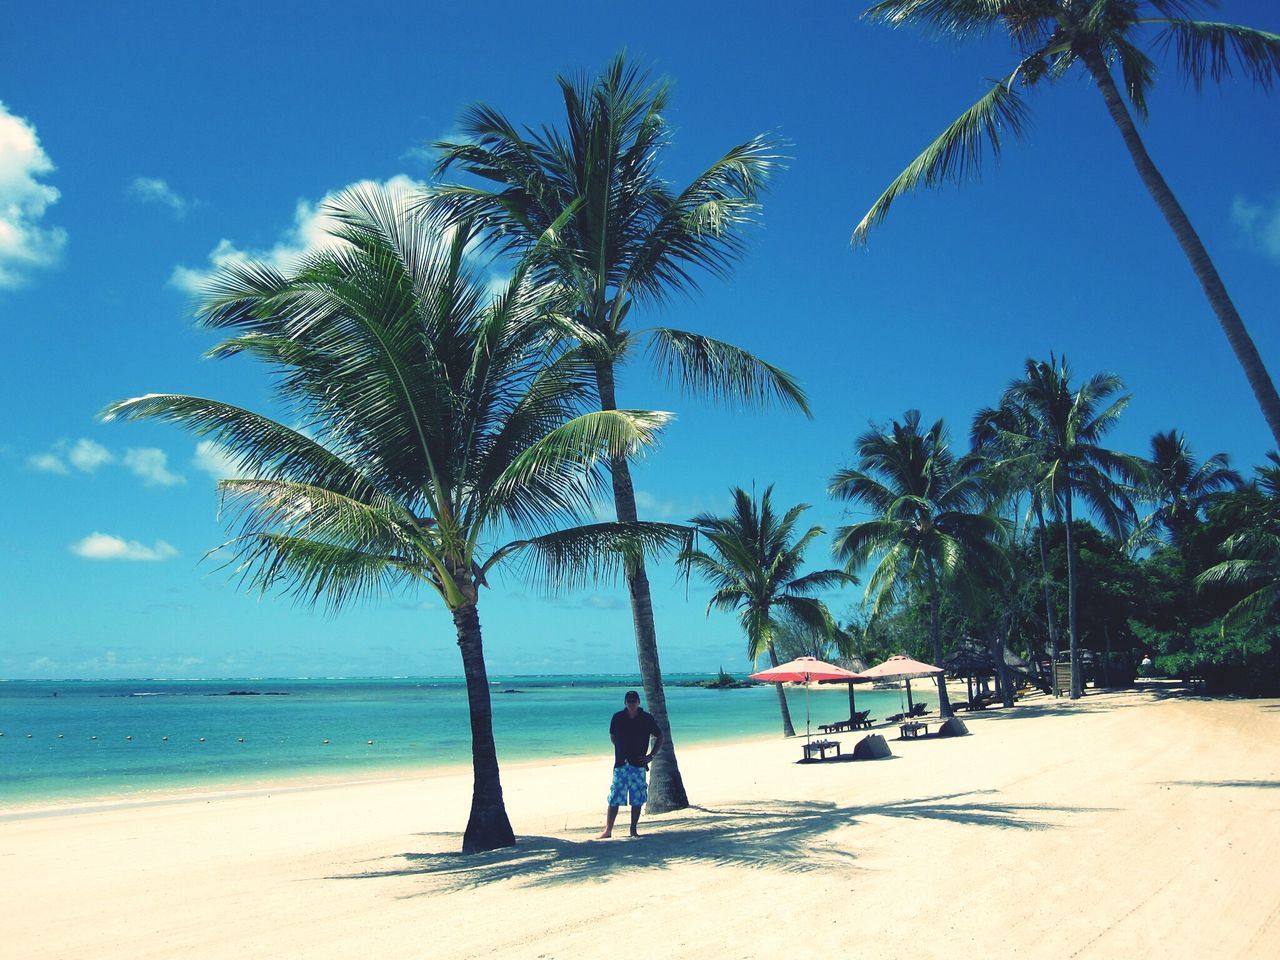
[2,1,1278,680]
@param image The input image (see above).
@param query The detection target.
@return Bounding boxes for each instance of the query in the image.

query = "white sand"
[4,686,1279,959]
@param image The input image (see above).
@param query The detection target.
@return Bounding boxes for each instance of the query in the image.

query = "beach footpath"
[4,686,1279,959]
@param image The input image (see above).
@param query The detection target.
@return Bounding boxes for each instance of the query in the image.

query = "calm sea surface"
[0,676,909,807]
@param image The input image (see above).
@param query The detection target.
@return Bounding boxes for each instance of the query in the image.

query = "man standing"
[598,689,663,838]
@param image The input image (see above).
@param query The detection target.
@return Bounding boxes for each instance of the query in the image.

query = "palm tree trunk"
[766,642,797,737]
[593,361,688,813]
[1063,491,1082,700]
[1080,45,1280,447]
[926,562,954,718]
[1033,500,1060,693]
[452,601,515,853]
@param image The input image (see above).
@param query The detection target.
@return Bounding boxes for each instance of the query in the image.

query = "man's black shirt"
[610,707,660,768]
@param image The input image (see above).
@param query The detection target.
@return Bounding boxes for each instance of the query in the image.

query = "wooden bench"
[899,721,928,739]
[803,739,842,760]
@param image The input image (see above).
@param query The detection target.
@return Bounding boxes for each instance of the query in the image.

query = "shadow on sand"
[328,791,1102,894]
[1157,779,1280,790]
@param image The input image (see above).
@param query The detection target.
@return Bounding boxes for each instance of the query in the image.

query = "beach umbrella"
[749,656,860,745]
[859,654,944,716]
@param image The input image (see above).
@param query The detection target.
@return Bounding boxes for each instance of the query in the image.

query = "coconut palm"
[972,398,1062,685]
[1139,429,1243,546]
[1198,453,1280,630]
[856,1,1280,446]
[101,185,686,853]
[678,486,857,736]
[830,411,1008,717]
[992,356,1141,698]
[427,54,804,810]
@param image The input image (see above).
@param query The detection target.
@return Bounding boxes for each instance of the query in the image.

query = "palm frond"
[492,521,692,593]
[645,327,810,416]
[1155,19,1280,91]
[853,78,1031,246]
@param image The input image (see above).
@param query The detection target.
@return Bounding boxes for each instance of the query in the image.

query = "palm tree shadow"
[327,791,1102,895]
[1158,779,1280,789]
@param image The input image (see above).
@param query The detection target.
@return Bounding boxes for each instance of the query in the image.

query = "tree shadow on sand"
[327,790,1101,895]
[1157,779,1280,790]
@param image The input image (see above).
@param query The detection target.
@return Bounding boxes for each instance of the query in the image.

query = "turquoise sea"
[0,676,909,808]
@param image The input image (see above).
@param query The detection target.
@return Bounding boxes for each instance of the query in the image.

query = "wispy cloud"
[123,447,185,486]
[1231,195,1280,260]
[70,532,179,562]
[68,438,113,472]
[0,100,66,289]
[127,176,195,218]
[191,439,255,482]
[171,174,426,295]
[27,438,185,486]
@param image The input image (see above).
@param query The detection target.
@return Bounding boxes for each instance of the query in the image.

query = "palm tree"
[1140,429,1243,546]
[830,411,1007,717]
[972,398,1061,688]
[992,356,1141,698]
[678,486,856,736]
[1198,452,1280,630]
[856,1,1280,446]
[101,185,686,853]
[427,54,805,810]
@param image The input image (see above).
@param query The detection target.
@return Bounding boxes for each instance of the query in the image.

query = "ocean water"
[0,676,911,807]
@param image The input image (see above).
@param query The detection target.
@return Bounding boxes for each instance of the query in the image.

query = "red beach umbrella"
[749,657,861,745]
[859,654,943,715]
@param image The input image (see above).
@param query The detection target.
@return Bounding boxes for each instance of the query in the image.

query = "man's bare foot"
[628,831,640,838]
[596,830,612,839]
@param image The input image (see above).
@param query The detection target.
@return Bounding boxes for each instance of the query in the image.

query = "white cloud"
[27,451,68,474]
[68,438,113,472]
[192,439,256,481]
[1231,195,1280,260]
[634,490,680,519]
[123,447,185,486]
[70,532,179,562]
[0,100,66,288]
[128,176,192,217]
[171,174,426,295]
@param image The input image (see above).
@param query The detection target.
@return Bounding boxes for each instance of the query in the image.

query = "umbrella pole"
[805,680,812,745]
[906,678,915,712]
[847,681,857,723]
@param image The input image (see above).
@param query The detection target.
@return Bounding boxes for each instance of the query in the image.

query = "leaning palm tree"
[427,54,804,810]
[856,1,1280,446]
[830,411,1008,717]
[993,356,1141,698]
[678,486,856,736]
[102,185,686,853]
[1139,429,1243,546]
[1198,453,1280,629]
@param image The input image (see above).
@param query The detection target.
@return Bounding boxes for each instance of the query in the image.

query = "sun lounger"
[818,719,853,734]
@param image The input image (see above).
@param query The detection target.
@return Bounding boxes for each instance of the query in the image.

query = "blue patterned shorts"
[607,762,648,807]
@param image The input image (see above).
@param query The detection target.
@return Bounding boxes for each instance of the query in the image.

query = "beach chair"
[909,702,931,718]
[854,709,874,729]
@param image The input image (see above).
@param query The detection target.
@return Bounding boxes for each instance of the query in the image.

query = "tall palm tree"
[972,398,1061,687]
[830,411,1008,717]
[1198,453,1280,629]
[101,185,686,853]
[678,486,856,736]
[427,54,805,811]
[1140,429,1243,546]
[856,1,1280,446]
[992,356,1140,698]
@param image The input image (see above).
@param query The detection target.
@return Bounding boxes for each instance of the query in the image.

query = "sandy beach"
[4,684,1279,959]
